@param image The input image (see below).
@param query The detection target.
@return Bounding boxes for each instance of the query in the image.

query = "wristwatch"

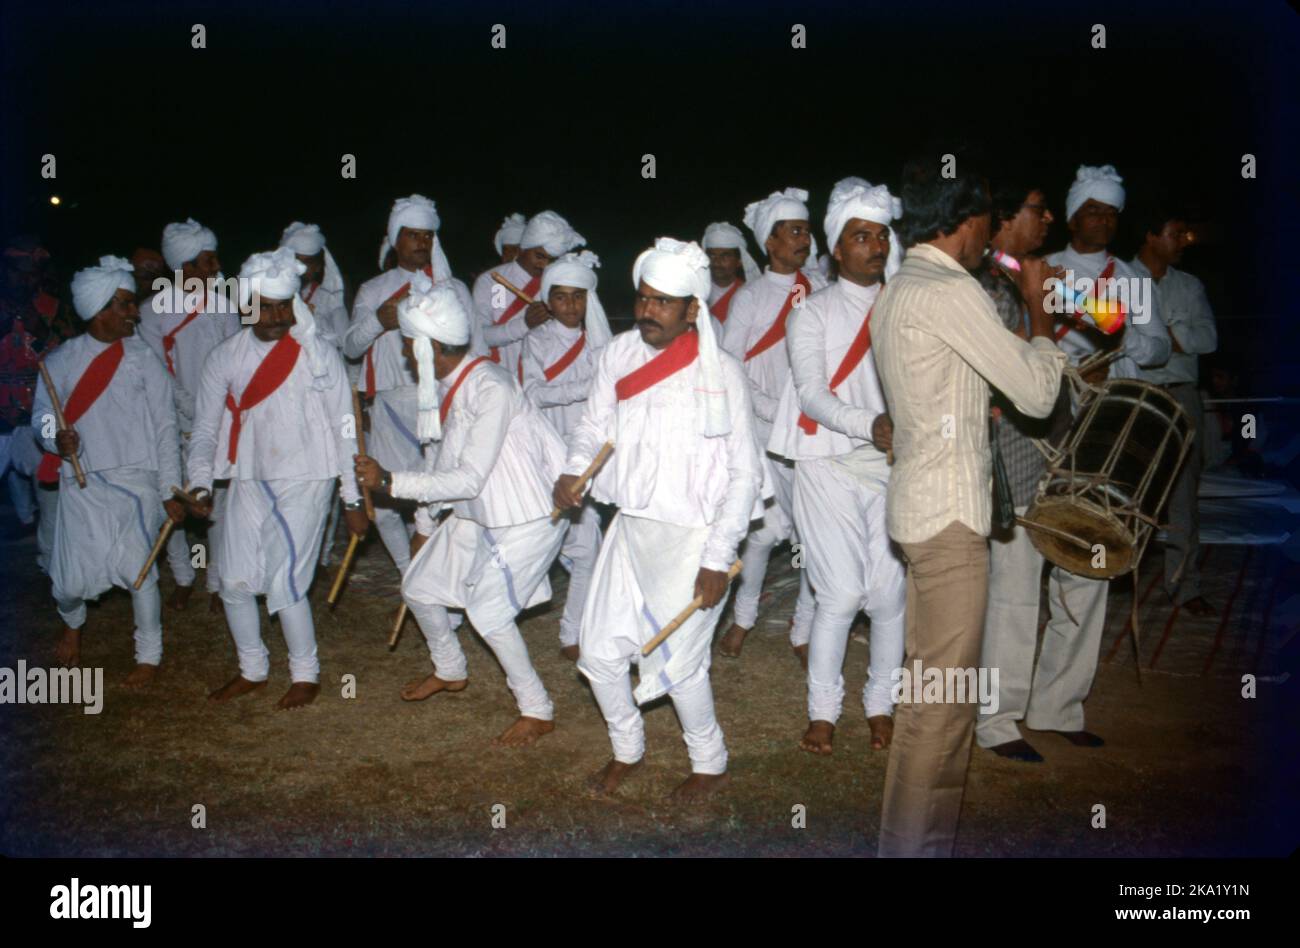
[342,498,364,511]
[380,470,393,492]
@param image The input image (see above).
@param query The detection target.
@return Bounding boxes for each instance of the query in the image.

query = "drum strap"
[990,413,1016,532]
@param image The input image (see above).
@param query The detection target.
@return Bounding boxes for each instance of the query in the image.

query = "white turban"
[378,194,453,282]
[161,218,217,271]
[494,212,527,256]
[631,237,730,437]
[829,176,871,205]
[520,210,586,257]
[540,250,611,349]
[239,247,328,377]
[280,221,344,299]
[701,222,761,283]
[823,181,904,280]
[71,255,135,320]
[743,187,819,264]
[397,277,471,442]
[1065,164,1126,222]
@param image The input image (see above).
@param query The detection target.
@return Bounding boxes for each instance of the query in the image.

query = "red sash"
[224,335,301,463]
[440,356,488,424]
[488,274,542,363]
[1054,258,1115,342]
[709,281,742,322]
[544,333,586,382]
[798,304,874,435]
[615,329,698,401]
[744,272,809,362]
[302,281,318,305]
[162,297,204,376]
[36,341,126,482]
[366,265,432,398]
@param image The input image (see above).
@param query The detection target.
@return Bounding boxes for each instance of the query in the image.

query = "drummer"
[974,180,1111,764]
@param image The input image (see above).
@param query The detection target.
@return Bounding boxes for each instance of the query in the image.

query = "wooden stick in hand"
[38,360,86,489]
[388,602,408,649]
[552,441,613,521]
[327,534,361,607]
[641,559,743,657]
[351,385,375,522]
[490,271,536,305]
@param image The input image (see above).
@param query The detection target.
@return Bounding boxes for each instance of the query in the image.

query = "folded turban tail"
[397,280,471,442]
[701,222,761,283]
[541,251,612,349]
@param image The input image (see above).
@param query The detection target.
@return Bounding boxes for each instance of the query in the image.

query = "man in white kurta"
[520,251,610,660]
[471,210,585,381]
[717,188,823,660]
[355,281,568,746]
[701,221,760,330]
[34,255,184,685]
[769,182,907,754]
[280,221,350,354]
[556,238,763,803]
[186,248,366,710]
[493,212,527,266]
[343,195,476,584]
[138,218,241,610]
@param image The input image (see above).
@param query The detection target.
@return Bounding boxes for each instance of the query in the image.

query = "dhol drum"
[1021,379,1195,579]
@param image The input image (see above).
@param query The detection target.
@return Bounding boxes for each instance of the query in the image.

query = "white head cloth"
[397,276,471,442]
[742,187,819,264]
[239,247,328,377]
[829,176,871,205]
[71,255,135,320]
[520,210,586,257]
[823,180,905,280]
[161,218,217,271]
[631,237,730,437]
[701,222,761,283]
[494,212,527,256]
[280,221,343,298]
[540,250,611,349]
[378,194,453,282]
[1066,164,1126,222]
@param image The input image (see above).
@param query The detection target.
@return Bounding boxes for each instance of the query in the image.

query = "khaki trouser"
[879,520,988,858]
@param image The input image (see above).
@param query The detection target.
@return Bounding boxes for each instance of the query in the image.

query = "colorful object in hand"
[1079,292,1126,335]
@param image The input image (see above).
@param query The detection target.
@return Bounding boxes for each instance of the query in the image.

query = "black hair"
[989,180,1044,237]
[896,154,991,248]
[1126,200,1187,251]
[438,341,470,358]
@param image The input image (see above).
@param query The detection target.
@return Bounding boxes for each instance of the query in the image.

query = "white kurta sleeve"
[388,379,511,505]
[522,338,591,409]
[31,364,62,456]
[481,308,530,349]
[701,361,763,572]
[562,344,617,476]
[788,304,879,442]
[343,282,385,361]
[186,347,229,492]
[1124,289,1172,369]
[328,362,361,505]
[1172,278,1218,355]
[142,350,183,497]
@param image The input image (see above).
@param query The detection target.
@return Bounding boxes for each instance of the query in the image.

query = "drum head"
[1022,496,1135,579]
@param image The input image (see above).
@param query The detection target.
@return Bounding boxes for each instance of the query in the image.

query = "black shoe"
[988,739,1044,763]
[1048,729,1105,747]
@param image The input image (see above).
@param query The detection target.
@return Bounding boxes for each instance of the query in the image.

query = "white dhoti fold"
[577,513,728,774]
[402,513,566,720]
[217,478,332,613]
[735,453,815,640]
[168,434,225,592]
[51,467,164,665]
[793,456,906,722]
[557,500,602,647]
[368,389,424,576]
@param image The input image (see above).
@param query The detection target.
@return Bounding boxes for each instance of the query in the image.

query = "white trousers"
[557,501,602,647]
[167,435,223,591]
[374,503,414,576]
[793,457,906,722]
[977,509,1108,747]
[734,454,815,642]
[221,593,318,683]
[217,479,332,614]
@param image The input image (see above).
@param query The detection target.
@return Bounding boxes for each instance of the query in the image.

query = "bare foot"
[123,663,158,688]
[586,758,642,797]
[167,584,193,611]
[208,593,224,616]
[718,623,749,658]
[400,672,468,701]
[277,682,320,710]
[208,675,267,703]
[559,644,580,663]
[799,720,835,755]
[492,716,555,747]
[54,627,81,667]
[792,643,809,671]
[867,714,894,750]
[670,771,731,804]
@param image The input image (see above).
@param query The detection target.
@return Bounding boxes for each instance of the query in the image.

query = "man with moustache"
[975,181,1110,763]
[873,157,1066,857]
[34,255,184,685]
[184,248,365,710]
[281,222,350,349]
[701,221,760,327]
[717,189,822,661]
[767,181,907,755]
[1131,204,1218,617]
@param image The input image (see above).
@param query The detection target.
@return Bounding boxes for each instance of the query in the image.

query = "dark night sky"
[2,0,1297,385]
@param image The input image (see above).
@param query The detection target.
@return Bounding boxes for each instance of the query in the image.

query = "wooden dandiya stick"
[552,441,613,521]
[387,603,408,649]
[490,271,537,306]
[37,360,86,488]
[351,385,375,521]
[327,534,361,607]
[134,485,202,590]
[641,559,743,657]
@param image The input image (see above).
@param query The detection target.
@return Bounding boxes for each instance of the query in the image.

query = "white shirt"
[562,329,764,572]
[187,329,359,501]
[391,358,565,531]
[1045,245,1171,378]
[301,279,349,349]
[472,259,537,377]
[33,333,181,490]
[1128,260,1217,385]
[137,285,242,433]
[345,267,477,394]
[520,319,601,438]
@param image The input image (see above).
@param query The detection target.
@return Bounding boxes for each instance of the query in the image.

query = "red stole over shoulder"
[440,356,489,424]
[36,340,125,482]
[798,304,874,436]
[709,280,742,322]
[744,272,809,362]
[615,329,698,401]
[163,289,205,376]
[365,264,432,398]
[544,332,586,382]
[224,334,301,464]
[488,273,542,364]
